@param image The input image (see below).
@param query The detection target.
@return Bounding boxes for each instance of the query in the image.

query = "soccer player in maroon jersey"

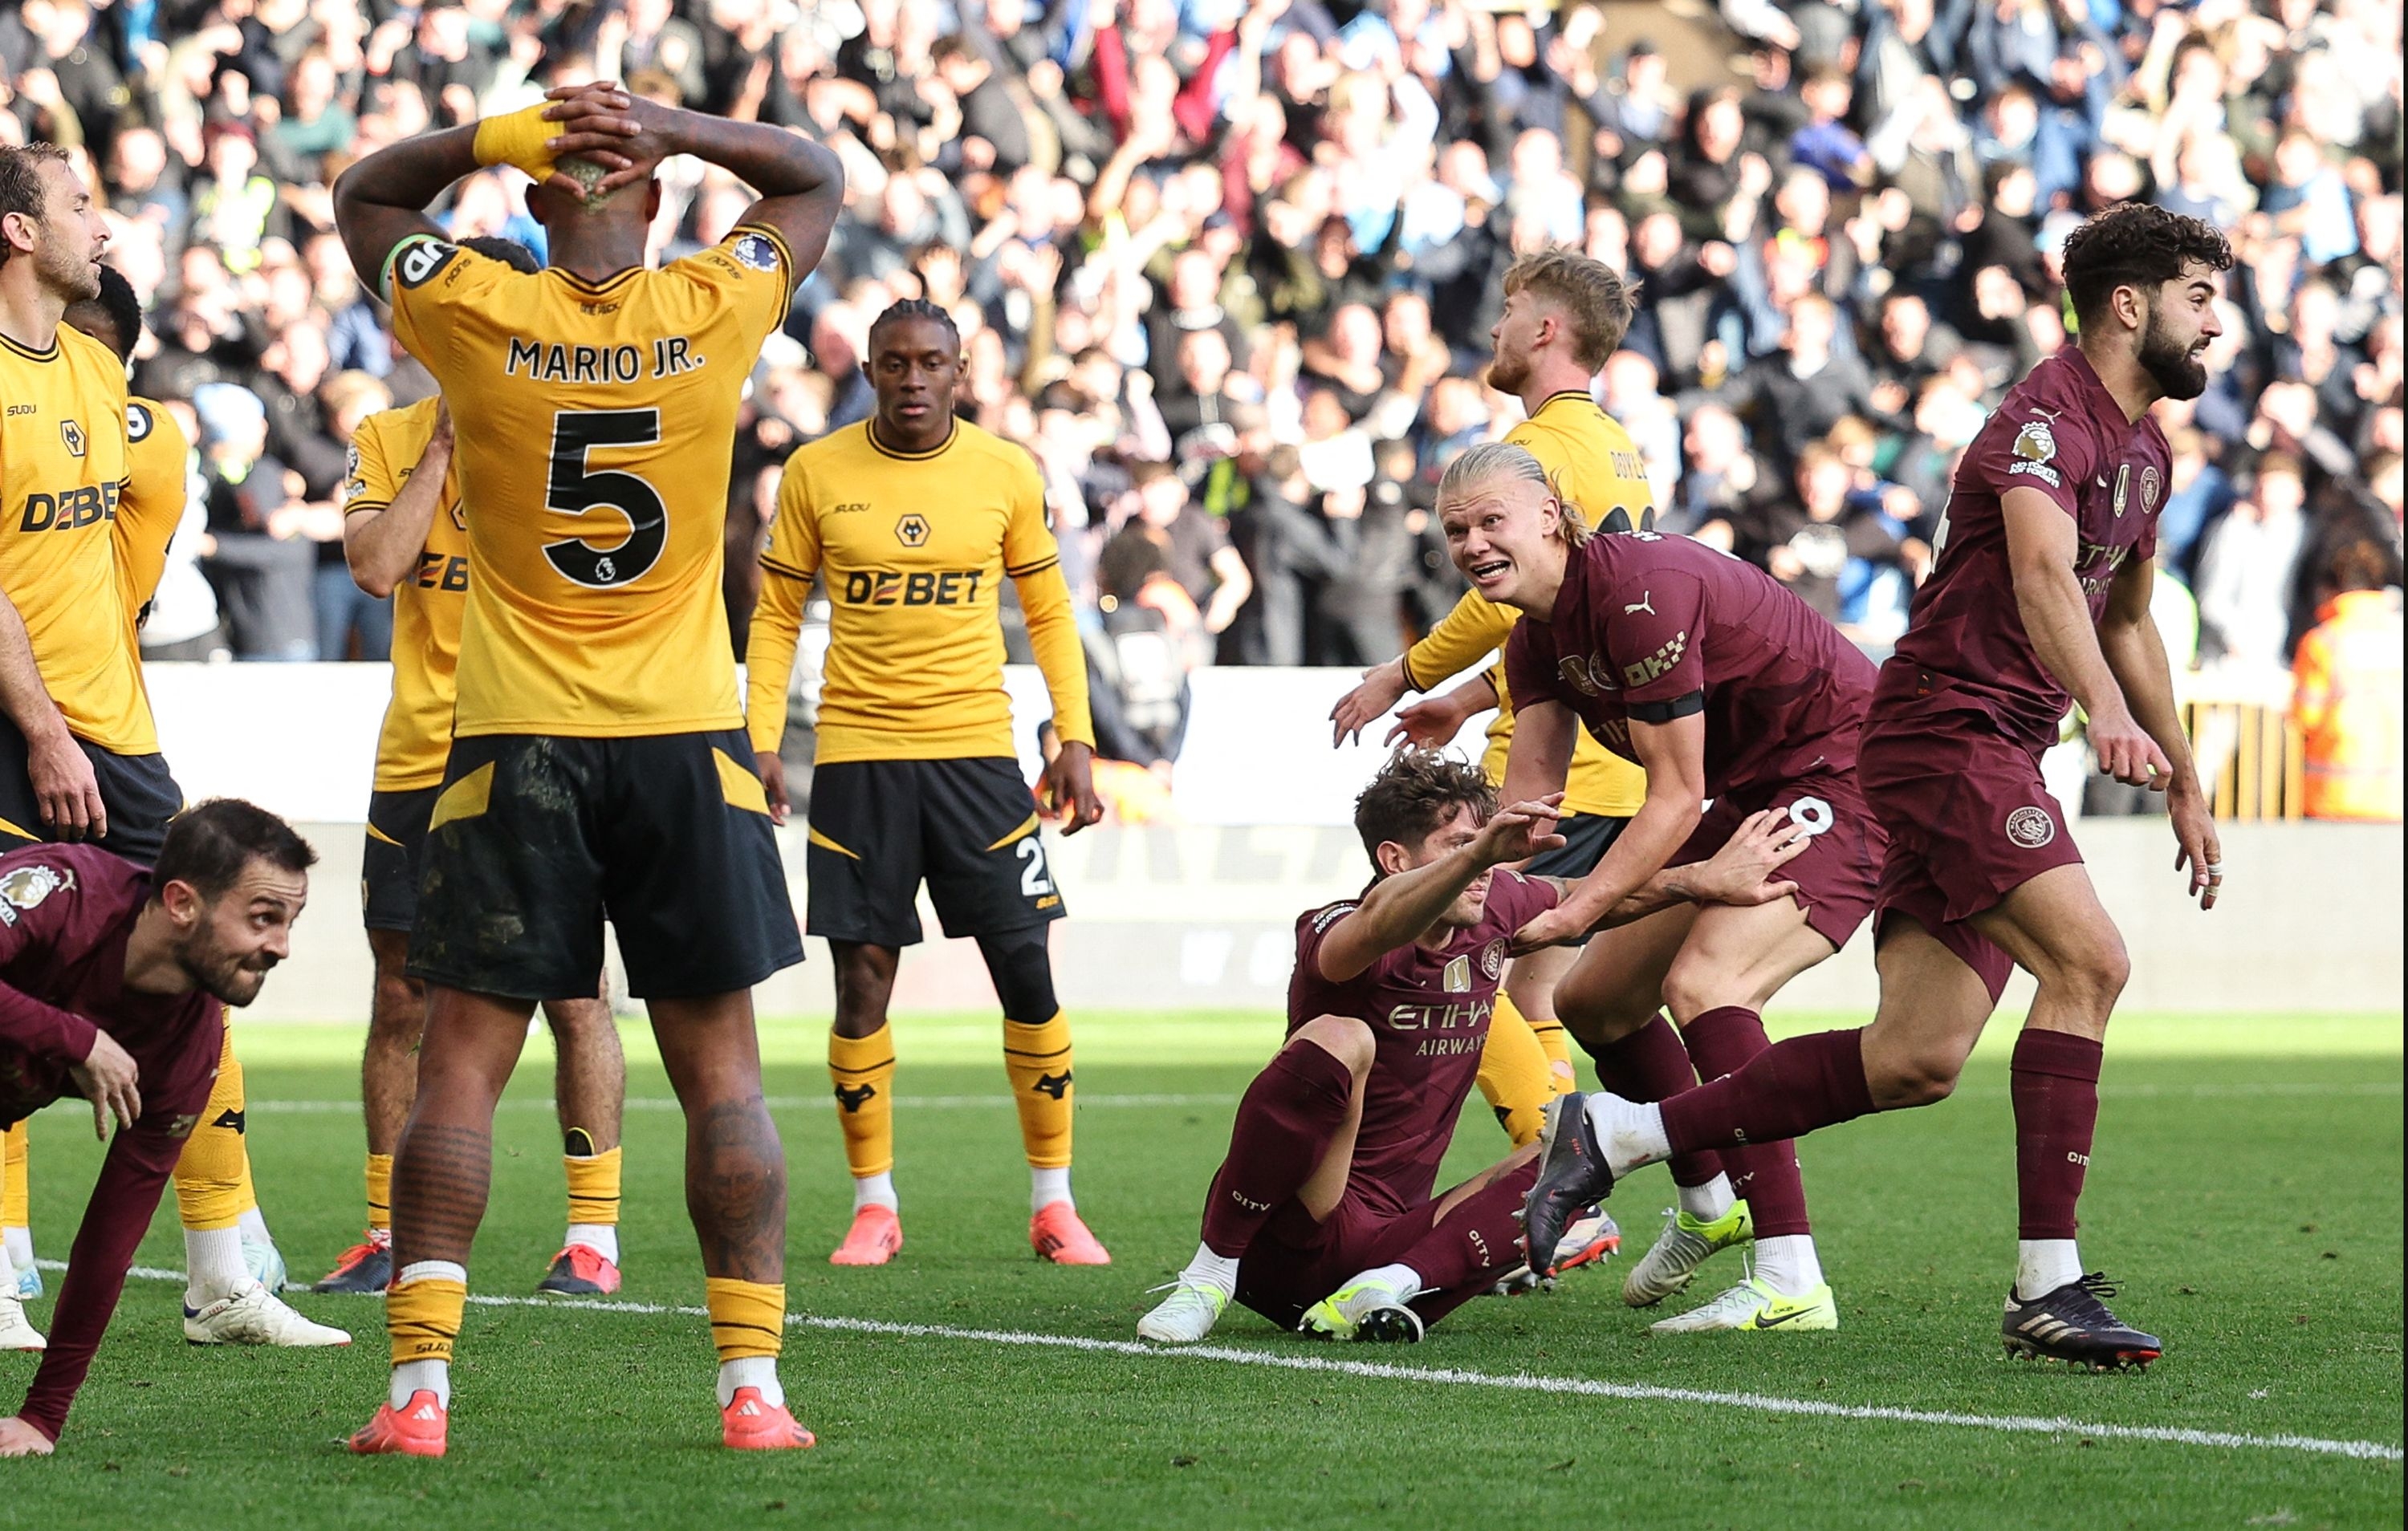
[1135,750,1808,1345]
[0,801,319,1457]
[1430,439,1887,1332]
[1523,203,2231,1370]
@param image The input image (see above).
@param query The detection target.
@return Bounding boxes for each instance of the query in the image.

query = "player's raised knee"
[1291,1014,1375,1075]
[1873,1044,1964,1108]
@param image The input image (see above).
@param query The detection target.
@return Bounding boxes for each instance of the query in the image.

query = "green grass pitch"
[2,1010,2399,1529]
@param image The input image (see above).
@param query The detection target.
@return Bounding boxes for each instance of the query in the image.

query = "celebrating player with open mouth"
[1137,750,1808,1346]
[1522,203,2231,1370]
[1444,437,1887,1333]
[330,80,842,1455]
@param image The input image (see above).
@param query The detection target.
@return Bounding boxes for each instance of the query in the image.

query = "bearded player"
[1136,751,1810,1345]
[1523,203,2231,1369]
[1439,439,1884,1332]
[315,236,630,1302]
[332,83,841,1453]
[0,160,333,1346]
[746,299,1108,1269]
[0,801,320,1457]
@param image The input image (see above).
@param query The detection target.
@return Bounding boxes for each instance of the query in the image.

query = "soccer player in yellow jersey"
[1334,249,1755,1280]
[309,236,631,1303]
[746,300,1109,1269]
[331,83,841,1455]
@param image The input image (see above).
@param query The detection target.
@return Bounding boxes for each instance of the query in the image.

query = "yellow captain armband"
[472,104,558,181]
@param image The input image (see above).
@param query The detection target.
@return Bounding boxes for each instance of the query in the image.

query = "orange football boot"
[1030,1202,1110,1265]
[722,1387,816,1450]
[828,1204,901,1265]
[348,1390,447,1457]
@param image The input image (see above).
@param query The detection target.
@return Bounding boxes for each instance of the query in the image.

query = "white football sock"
[2015,1239,2081,1302]
[564,1223,619,1264]
[718,1354,783,1408]
[0,1239,15,1289]
[391,1359,450,1410]
[1030,1166,1072,1213]
[236,1205,272,1245]
[1359,1262,1424,1301]
[1753,1234,1823,1297]
[185,1226,250,1306]
[852,1171,897,1212]
[1677,1173,1736,1223]
[3,1226,33,1270]
[1585,1094,1672,1176]
[1179,1242,1239,1297]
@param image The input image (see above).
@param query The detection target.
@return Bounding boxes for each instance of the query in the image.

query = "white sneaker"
[0,1293,44,1351]
[183,1281,352,1346]
[243,1237,289,1293]
[1623,1200,1754,1309]
[1136,1280,1230,1343]
[1649,1273,1839,1333]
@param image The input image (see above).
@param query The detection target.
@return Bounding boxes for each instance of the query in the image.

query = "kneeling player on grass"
[1519,205,2231,1370]
[0,802,319,1457]
[1137,752,1808,1345]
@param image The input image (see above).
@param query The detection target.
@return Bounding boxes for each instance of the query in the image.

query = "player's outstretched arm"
[2001,485,2170,789]
[343,404,449,599]
[2101,554,2221,908]
[1329,591,1515,746]
[0,593,102,843]
[1508,709,1705,956]
[1317,795,1565,983]
[1384,672,1495,750]
[543,86,844,290]
[1547,808,1812,933]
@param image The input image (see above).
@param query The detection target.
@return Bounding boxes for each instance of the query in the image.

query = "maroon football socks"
[1658,1026,1878,1155]
[1585,1013,1727,1191]
[1682,1006,1814,1239]
[2009,1028,2103,1240]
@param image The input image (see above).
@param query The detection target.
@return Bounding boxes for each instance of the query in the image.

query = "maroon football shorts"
[1232,1176,1442,1329]
[1671,770,1883,952]
[1857,710,2085,1001]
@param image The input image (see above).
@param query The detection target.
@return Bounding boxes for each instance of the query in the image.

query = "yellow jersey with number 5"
[384,226,795,738]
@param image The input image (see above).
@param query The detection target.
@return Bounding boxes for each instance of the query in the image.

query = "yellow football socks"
[365,1152,394,1233]
[563,1143,623,1227]
[828,1026,897,1180]
[1526,1012,1580,1094]
[1476,992,1554,1147]
[1002,1013,1075,1169]
[388,1267,469,1367]
[2,1119,26,1231]
[706,1277,785,1363]
[173,1036,247,1231]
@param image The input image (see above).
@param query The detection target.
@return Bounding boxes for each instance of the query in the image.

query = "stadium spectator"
[2292,538,2406,822]
[8,0,2393,702]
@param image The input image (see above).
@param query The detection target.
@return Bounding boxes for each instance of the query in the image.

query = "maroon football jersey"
[0,844,226,1444]
[1879,347,2170,753]
[1503,531,1877,800]
[1287,869,1558,1206]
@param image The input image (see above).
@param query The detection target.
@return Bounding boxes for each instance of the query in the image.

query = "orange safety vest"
[2292,590,2405,822]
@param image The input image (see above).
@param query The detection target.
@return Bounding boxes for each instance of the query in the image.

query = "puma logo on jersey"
[1625,592,1655,615]
[832,1082,879,1113]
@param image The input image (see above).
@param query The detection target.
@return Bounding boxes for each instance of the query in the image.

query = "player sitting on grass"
[1137,751,1808,1346]
[0,802,322,1457]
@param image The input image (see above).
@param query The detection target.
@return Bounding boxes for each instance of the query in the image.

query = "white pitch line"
[222,1078,2403,1115]
[47,1261,2403,1464]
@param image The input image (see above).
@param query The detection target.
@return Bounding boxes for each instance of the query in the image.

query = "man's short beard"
[1487,348,1528,396]
[2137,310,2209,401]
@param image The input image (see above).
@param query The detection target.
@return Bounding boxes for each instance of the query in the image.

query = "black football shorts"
[0,713,183,868]
[804,756,1064,948]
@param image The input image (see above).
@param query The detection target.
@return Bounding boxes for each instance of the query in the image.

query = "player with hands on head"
[1519,204,2232,1370]
[331,79,842,1455]
[746,293,1110,1272]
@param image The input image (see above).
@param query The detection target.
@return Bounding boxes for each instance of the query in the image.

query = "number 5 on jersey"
[545,408,667,588]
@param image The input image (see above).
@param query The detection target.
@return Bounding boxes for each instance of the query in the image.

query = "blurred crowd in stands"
[4,0,2399,815]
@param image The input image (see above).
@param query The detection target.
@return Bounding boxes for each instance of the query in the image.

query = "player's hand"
[26,726,104,843]
[428,399,454,456]
[1383,692,1473,750]
[539,82,680,195]
[1682,809,1809,907]
[1507,903,1591,958]
[1471,794,1565,867]
[1330,660,1409,747]
[755,750,790,826]
[2085,704,2172,789]
[0,1417,54,1457]
[1040,741,1105,836]
[71,1027,141,1140]
[2170,782,2221,911]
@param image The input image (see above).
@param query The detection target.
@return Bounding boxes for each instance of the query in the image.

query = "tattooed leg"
[391,985,535,1270]
[651,993,787,1284]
